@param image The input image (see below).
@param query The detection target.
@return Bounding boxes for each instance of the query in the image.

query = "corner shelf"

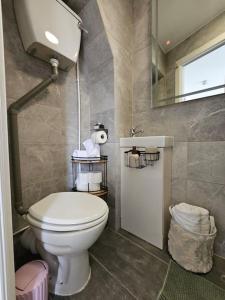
[71,156,108,199]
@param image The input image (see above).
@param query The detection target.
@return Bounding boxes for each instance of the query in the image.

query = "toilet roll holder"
[91,123,108,137]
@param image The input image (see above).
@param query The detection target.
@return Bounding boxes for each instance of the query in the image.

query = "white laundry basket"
[168,218,217,273]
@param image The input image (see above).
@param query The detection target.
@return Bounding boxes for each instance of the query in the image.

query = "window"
[175,35,225,102]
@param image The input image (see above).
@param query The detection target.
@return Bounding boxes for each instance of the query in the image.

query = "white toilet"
[26,192,108,296]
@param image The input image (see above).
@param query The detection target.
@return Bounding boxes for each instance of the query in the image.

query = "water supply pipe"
[76,59,81,150]
[8,58,59,215]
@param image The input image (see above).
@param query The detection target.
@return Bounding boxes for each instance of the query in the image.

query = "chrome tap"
[129,127,144,137]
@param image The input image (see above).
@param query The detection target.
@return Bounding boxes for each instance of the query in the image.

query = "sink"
[120,136,174,148]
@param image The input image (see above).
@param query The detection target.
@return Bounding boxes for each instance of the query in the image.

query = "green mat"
[158,260,225,300]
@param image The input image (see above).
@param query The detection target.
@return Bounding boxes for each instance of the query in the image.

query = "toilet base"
[48,251,91,296]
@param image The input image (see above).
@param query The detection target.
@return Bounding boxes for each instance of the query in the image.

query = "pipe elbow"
[8,104,19,115]
[16,204,28,216]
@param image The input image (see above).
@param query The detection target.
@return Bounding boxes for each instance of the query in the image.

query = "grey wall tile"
[172,178,187,204]
[187,180,225,257]
[89,71,114,114]
[188,142,225,184]
[172,142,188,179]
[91,109,115,143]
[97,0,133,53]
[79,0,105,45]
[133,0,151,53]
[133,46,151,83]
[82,31,113,74]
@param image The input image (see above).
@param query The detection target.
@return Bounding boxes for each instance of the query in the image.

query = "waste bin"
[16,260,48,300]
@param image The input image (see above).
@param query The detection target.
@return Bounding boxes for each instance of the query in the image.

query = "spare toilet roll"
[91,131,107,144]
[89,171,102,183]
[76,172,102,184]
[76,172,89,183]
[76,182,100,192]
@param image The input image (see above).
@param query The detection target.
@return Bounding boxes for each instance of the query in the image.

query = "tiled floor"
[50,228,225,299]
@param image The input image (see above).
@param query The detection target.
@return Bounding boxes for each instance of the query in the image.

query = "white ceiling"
[157,0,225,53]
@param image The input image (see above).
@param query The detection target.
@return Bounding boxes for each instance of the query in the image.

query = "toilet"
[26,192,108,296]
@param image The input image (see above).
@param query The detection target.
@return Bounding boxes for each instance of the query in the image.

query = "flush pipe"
[8,58,59,216]
[76,59,81,150]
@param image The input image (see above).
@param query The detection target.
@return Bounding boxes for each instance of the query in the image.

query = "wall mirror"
[152,0,225,107]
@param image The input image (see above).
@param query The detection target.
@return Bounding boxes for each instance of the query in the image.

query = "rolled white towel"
[173,213,210,234]
[172,211,210,225]
[173,203,209,217]
[210,216,216,234]
[170,203,211,234]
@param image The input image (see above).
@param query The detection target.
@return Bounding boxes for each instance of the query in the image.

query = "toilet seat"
[27,210,108,231]
[27,192,108,232]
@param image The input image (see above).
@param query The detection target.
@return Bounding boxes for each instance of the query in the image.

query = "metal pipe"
[8,58,59,216]
[76,59,81,150]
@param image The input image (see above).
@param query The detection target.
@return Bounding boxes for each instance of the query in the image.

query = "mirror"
[152,0,225,107]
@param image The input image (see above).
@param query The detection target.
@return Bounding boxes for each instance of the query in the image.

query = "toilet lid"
[28,192,108,226]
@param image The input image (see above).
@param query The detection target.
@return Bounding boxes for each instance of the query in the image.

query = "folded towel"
[83,138,100,157]
[72,150,88,158]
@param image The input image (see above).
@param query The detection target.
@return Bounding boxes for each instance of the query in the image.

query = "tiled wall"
[78,0,116,227]
[79,0,133,229]
[2,0,78,231]
[133,0,225,257]
[98,0,133,229]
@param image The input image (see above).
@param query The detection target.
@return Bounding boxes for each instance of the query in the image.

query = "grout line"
[157,260,171,300]
[112,229,169,266]
[90,253,138,300]
[186,178,225,187]
[214,254,225,262]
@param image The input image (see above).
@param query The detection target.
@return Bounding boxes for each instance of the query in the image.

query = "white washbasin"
[120,136,174,148]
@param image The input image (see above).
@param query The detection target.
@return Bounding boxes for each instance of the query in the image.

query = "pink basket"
[16,260,48,300]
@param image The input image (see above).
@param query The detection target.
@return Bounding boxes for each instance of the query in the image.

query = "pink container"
[16,260,48,300]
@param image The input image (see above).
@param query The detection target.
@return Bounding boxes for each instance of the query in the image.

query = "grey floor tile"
[117,229,170,264]
[203,255,225,290]
[50,256,135,300]
[90,229,168,300]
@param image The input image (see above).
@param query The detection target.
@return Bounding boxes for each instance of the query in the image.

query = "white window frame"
[175,32,225,101]
[0,0,16,299]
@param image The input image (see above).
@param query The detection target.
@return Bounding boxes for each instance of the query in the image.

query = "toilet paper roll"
[76,172,89,183]
[91,131,107,144]
[89,171,102,184]
[76,182,100,192]
[76,172,102,184]
[76,182,88,191]
[89,183,100,191]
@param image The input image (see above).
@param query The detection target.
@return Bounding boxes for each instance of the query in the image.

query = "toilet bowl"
[26,192,108,296]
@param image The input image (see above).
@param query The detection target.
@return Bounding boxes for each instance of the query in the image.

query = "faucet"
[129,127,144,137]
